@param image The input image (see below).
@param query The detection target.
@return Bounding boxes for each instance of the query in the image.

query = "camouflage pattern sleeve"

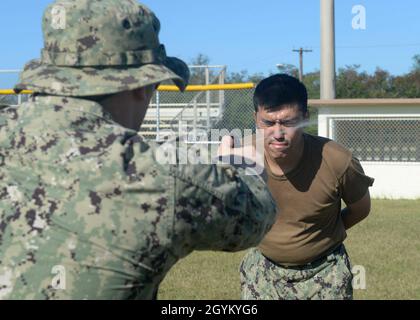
[170,163,277,256]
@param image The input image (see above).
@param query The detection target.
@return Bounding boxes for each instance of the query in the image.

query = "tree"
[365,68,393,98]
[334,56,420,98]
[188,53,216,85]
[225,70,265,84]
[393,70,420,98]
[336,65,370,98]
[302,70,320,99]
[276,63,299,78]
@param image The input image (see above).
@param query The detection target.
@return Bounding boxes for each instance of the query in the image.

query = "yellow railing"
[0,89,33,95]
[0,83,255,95]
[158,83,254,91]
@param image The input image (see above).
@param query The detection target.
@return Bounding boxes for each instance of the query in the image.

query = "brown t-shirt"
[258,134,374,266]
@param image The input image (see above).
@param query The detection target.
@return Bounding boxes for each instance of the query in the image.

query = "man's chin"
[267,149,288,160]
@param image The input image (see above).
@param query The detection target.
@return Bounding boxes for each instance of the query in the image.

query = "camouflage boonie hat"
[15,0,189,96]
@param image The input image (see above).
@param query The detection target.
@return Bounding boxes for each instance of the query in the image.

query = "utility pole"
[293,48,313,82]
[320,0,336,99]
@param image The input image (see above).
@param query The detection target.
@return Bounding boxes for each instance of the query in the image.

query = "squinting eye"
[262,120,275,126]
[282,120,299,127]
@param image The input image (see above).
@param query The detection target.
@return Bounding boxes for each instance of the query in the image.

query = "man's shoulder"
[306,133,353,178]
[305,133,350,156]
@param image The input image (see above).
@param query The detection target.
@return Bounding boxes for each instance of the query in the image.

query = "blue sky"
[1,0,419,88]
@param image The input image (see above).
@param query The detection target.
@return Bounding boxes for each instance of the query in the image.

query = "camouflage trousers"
[240,244,353,300]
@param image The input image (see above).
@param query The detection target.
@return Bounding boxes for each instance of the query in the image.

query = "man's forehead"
[258,104,301,117]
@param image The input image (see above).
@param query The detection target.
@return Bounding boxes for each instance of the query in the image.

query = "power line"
[336,43,420,49]
[309,43,420,49]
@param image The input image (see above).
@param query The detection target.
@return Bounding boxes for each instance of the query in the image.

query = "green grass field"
[158,199,420,300]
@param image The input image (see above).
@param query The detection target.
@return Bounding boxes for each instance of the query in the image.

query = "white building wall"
[361,162,420,199]
[317,104,420,199]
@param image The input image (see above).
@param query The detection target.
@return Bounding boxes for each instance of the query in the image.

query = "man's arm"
[171,162,277,253]
[341,190,371,230]
[339,156,374,230]
[169,136,276,255]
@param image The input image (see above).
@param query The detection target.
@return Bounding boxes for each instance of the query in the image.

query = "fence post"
[193,97,198,141]
[155,91,160,141]
[205,67,211,131]
[219,67,226,118]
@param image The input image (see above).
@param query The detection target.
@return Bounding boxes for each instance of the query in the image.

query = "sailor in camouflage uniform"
[0,0,276,299]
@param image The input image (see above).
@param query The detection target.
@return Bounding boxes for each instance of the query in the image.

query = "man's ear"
[304,110,310,120]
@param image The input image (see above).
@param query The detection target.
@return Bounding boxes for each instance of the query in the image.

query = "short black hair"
[253,74,308,113]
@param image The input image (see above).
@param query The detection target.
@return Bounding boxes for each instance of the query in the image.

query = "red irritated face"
[255,104,308,161]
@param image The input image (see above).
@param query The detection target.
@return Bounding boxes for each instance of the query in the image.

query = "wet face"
[255,104,308,161]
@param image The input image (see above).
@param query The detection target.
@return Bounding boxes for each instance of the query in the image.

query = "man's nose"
[272,123,285,140]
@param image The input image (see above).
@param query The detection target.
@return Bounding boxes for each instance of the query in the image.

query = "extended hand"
[217,136,265,176]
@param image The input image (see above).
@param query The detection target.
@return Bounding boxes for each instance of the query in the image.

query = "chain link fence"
[0,94,30,106]
[332,117,420,162]
[143,85,257,142]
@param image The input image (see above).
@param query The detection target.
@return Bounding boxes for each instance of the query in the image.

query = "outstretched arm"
[170,137,276,255]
